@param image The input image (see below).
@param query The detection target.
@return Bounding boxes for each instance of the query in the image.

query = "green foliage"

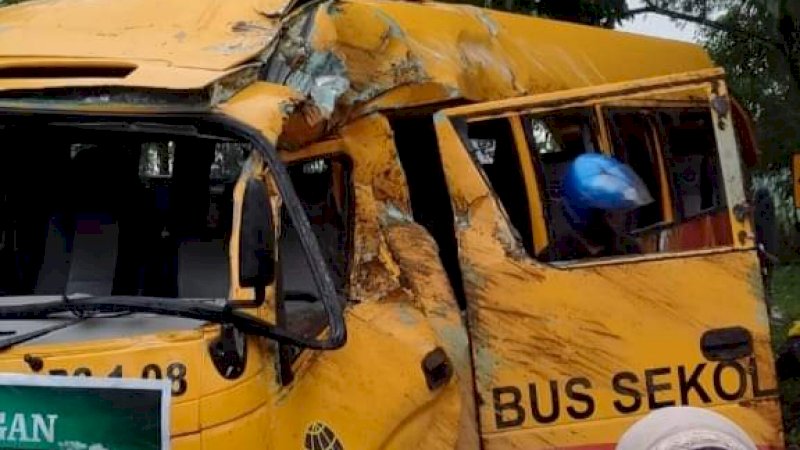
[770,265,800,446]
[529,0,629,27]
[452,0,630,27]
[442,0,800,168]
[752,169,800,257]
[521,0,800,169]
[702,1,800,168]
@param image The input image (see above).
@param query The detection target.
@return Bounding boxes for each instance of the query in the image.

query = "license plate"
[0,373,170,450]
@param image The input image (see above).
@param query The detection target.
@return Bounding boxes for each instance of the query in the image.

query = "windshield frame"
[0,107,346,350]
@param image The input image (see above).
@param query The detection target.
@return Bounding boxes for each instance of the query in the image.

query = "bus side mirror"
[238,177,276,306]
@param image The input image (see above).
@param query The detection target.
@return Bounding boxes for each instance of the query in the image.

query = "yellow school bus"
[0,0,784,448]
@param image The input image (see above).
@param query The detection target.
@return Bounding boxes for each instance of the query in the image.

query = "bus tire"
[616,406,757,450]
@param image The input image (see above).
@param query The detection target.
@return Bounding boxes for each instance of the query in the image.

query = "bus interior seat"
[36,146,131,296]
[280,223,319,297]
[177,238,230,299]
[280,212,328,339]
[34,215,72,295]
[64,214,120,296]
[169,145,232,299]
[538,151,581,260]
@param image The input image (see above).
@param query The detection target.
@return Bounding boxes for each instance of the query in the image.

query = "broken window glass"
[469,138,497,164]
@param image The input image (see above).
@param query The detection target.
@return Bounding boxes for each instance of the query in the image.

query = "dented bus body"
[0,0,784,448]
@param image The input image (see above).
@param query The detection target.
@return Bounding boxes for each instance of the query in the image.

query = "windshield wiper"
[0,318,84,351]
[0,294,145,350]
[0,295,328,349]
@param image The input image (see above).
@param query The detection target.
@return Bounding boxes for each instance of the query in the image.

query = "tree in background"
[700,0,800,168]
[626,1,799,168]
[474,0,630,27]
[766,0,799,88]
[453,0,800,168]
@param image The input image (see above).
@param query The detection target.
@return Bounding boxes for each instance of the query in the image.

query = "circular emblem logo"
[304,422,344,450]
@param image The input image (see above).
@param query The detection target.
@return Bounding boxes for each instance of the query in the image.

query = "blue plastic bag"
[562,153,654,224]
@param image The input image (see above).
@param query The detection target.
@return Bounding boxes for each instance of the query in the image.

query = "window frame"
[275,147,356,379]
[519,107,605,254]
[463,115,541,255]
[435,68,752,267]
[602,106,676,233]
[652,106,729,221]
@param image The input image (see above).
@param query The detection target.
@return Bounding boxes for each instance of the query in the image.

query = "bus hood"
[0,0,283,72]
[0,0,290,94]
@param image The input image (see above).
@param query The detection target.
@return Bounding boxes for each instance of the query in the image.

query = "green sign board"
[0,373,170,450]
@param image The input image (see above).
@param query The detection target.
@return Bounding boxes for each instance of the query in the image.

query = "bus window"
[466,118,536,255]
[281,156,352,340]
[514,106,731,263]
[460,104,732,264]
[521,109,615,261]
[658,108,725,218]
[605,110,669,230]
[525,109,599,203]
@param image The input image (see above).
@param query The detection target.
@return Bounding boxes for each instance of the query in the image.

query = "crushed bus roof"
[266,0,714,109]
[0,0,714,114]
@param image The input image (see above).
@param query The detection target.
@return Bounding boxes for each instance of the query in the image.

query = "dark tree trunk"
[778,13,800,93]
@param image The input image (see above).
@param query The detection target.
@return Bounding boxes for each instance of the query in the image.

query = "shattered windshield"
[0,127,247,299]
